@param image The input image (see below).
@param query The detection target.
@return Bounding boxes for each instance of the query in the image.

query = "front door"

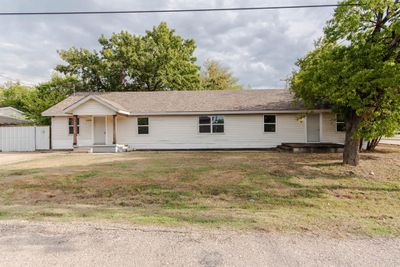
[307,114,320,143]
[94,117,106,145]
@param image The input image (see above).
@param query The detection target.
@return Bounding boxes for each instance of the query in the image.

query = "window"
[138,117,149,134]
[199,115,224,133]
[336,114,345,132]
[68,117,80,135]
[264,115,276,132]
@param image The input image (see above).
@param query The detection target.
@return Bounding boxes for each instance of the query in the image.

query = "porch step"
[277,143,344,153]
[92,144,128,153]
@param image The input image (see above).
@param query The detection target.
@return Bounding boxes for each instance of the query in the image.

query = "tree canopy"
[0,76,81,125]
[200,59,242,90]
[56,22,201,91]
[0,23,242,125]
[290,0,400,165]
[0,82,34,112]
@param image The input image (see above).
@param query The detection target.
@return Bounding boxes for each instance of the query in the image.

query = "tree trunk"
[366,137,382,151]
[343,112,362,166]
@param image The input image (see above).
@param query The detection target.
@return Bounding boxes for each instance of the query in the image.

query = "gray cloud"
[0,0,334,88]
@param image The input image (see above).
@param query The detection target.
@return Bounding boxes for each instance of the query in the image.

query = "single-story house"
[42,89,345,151]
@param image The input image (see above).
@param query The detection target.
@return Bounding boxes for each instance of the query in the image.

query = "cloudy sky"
[0,0,335,88]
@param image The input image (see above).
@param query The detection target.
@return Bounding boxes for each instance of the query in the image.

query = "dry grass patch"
[0,145,399,236]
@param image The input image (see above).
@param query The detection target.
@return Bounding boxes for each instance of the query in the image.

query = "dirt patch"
[0,145,399,236]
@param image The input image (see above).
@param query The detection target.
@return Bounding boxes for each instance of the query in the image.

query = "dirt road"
[0,220,399,267]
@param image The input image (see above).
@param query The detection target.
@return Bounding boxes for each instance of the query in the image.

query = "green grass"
[0,147,399,236]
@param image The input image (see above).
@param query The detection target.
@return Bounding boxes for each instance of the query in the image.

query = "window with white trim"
[336,114,345,132]
[138,117,149,134]
[68,117,80,135]
[264,115,276,132]
[199,115,224,133]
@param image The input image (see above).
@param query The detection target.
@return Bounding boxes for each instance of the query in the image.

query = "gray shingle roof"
[0,115,30,125]
[42,89,305,116]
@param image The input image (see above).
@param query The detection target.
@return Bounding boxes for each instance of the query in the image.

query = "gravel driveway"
[0,220,399,267]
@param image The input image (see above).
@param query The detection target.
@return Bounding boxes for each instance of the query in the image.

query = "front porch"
[277,143,344,153]
[71,115,127,153]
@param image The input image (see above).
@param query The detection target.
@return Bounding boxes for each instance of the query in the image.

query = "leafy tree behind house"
[200,59,242,90]
[0,82,34,112]
[23,76,81,125]
[0,76,81,125]
[290,0,400,166]
[56,22,201,91]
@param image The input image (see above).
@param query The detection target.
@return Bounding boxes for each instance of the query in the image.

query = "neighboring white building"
[0,107,30,126]
[0,107,26,120]
[42,90,345,151]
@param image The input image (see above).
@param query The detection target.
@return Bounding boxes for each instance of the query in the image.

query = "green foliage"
[56,22,201,91]
[0,76,80,125]
[23,75,80,125]
[200,59,242,90]
[0,82,34,112]
[290,0,400,141]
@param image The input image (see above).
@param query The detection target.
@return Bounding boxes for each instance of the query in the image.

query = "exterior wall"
[51,116,93,149]
[51,112,345,150]
[116,114,306,149]
[71,100,116,116]
[320,113,345,144]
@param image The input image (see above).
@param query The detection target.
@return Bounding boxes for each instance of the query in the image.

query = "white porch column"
[105,116,108,145]
[91,116,94,145]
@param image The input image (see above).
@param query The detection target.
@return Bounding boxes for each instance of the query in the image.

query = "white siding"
[72,99,116,116]
[116,114,306,149]
[51,116,93,149]
[51,117,72,149]
[321,113,345,144]
[52,112,345,150]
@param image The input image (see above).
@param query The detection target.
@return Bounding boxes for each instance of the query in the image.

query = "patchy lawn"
[0,145,400,236]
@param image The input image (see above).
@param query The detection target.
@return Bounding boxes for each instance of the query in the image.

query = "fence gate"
[35,126,50,150]
[0,126,50,152]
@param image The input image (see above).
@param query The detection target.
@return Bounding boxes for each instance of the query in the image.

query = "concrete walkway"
[0,220,399,267]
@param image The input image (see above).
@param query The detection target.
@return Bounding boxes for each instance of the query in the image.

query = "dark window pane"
[69,118,80,126]
[199,116,211,124]
[337,123,345,132]
[264,124,276,132]
[68,118,79,134]
[199,125,211,133]
[336,114,345,123]
[212,125,224,133]
[138,126,149,134]
[212,115,224,124]
[138,118,149,126]
[264,115,276,123]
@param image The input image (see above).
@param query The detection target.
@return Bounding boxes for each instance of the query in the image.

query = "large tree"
[290,0,400,166]
[0,82,34,112]
[23,75,81,125]
[56,22,201,91]
[200,59,242,90]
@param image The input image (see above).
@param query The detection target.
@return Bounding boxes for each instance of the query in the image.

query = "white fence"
[0,126,50,152]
